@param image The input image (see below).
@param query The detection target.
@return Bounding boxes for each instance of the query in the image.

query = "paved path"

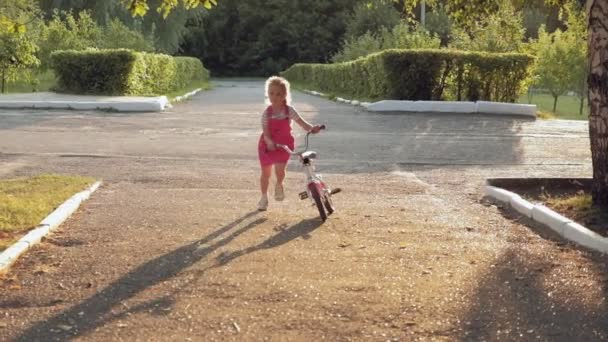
[0,80,606,341]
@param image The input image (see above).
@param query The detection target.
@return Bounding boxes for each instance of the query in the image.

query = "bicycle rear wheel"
[309,184,327,222]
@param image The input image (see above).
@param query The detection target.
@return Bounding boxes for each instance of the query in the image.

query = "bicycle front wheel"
[309,184,327,222]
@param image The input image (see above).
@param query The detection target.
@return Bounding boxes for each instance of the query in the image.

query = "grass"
[3,70,56,94]
[541,192,608,236]
[0,174,95,251]
[518,93,588,121]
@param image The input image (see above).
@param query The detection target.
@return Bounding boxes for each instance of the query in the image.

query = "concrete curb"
[172,88,202,103]
[0,98,169,112]
[484,185,608,253]
[0,181,102,274]
[302,89,537,117]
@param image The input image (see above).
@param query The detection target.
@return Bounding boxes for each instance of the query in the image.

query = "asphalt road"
[1,80,605,341]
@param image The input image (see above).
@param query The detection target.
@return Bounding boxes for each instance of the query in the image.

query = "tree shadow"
[457,208,608,340]
[212,218,323,268]
[293,111,531,175]
[15,211,265,341]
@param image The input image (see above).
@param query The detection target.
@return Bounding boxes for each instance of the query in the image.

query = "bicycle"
[276,125,341,222]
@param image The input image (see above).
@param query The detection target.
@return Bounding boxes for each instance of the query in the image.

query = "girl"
[257,76,322,211]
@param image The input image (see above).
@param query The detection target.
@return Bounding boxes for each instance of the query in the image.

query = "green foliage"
[331,32,383,63]
[283,49,534,103]
[344,1,402,39]
[449,2,526,53]
[0,0,41,33]
[180,0,355,76]
[38,0,197,54]
[37,11,102,70]
[0,32,40,93]
[51,49,208,95]
[381,21,441,50]
[37,11,155,71]
[100,18,155,52]
[332,21,441,63]
[124,0,217,18]
[528,24,586,111]
[425,4,452,46]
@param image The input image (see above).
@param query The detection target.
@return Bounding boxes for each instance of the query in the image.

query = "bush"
[332,21,441,63]
[51,49,208,95]
[283,49,534,102]
[38,11,154,71]
[344,1,402,39]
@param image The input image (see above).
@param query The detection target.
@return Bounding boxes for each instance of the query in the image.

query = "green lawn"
[3,70,56,94]
[0,174,95,251]
[518,93,588,121]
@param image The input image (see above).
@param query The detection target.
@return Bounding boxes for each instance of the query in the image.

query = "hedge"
[51,49,209,96]
[281,49,534,103]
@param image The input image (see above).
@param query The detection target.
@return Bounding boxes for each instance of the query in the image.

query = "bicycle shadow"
[15,211,265,342]
[212,217,323,268]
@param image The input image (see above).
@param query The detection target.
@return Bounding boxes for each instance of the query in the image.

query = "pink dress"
[258,105,295,166]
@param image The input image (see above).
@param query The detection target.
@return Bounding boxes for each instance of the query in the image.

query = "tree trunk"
[587,0,608,207]
[580,95,585,116]
[1,68,5,94]
[552,94,558,112]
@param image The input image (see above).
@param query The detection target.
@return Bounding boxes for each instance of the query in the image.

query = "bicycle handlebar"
[276,124,325,155]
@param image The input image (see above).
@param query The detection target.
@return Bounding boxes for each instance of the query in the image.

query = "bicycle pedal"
[330,188,342,195]
[299,191,309,200]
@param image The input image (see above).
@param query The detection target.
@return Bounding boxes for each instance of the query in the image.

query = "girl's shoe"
[258,197,268,211]
[275,184,285,201]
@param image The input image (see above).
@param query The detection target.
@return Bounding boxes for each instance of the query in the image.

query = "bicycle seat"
[302,151,317,159]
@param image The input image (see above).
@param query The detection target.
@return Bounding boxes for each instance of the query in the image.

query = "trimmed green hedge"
[281,49,534,102]
[51,49,209,95]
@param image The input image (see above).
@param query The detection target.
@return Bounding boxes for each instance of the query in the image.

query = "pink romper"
[258,105,295,166]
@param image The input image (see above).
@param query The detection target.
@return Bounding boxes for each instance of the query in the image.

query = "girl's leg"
[274,163,287,201]
[258,165,273,210]
[260,164,273,195]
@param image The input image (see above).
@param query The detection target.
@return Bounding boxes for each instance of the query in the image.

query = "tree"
[343,1,402,40]
[530,26,582,112]
[0,0,40,33]
[0,32,39,93]
[122,0,218,18]
[0,0,41,92]
[332,21,440,63]
[397,0,608,207]
[180,0,356,75]
[585,0,608,206]
[448,2,526,53]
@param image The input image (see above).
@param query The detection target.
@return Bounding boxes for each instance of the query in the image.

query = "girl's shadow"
[214,217,323,267]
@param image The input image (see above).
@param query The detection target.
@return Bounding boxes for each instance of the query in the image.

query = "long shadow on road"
[212,218,323,268]
[15,211,265,341]
[458,212,608,341]
[307,113,533,175]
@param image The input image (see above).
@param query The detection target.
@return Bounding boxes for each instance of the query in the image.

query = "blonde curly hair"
[265,76,292,106]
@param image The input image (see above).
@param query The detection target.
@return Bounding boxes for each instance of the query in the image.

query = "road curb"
[302,89,537,117]
[484,185,608,253]
[0,98,169,112]
[171,88,202,104]
[0,181,102,274]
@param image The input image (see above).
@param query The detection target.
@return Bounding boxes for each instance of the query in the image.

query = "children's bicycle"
[276,125,341,222]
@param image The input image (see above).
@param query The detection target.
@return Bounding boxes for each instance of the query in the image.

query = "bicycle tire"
[309,184,327,222]
[323,191,334,215]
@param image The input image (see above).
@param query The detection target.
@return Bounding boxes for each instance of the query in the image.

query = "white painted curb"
[484,184,608,253]
[0,99,168,112]
[172,88,202,103]
[0,181,102,273]
[301,89,537,117]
